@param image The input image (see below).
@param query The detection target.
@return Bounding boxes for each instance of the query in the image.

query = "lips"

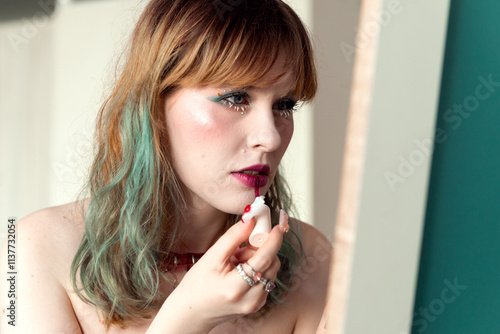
[237,164,270,175]
[232,164,270,188]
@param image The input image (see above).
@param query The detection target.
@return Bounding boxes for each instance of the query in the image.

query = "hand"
[165,218,284,331]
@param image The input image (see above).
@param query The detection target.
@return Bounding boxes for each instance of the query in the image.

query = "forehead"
[243,70,297,97]
[230,54,298,96]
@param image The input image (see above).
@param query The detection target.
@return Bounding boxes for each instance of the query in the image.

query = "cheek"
[280,119,294,151]
[168,104,223,146]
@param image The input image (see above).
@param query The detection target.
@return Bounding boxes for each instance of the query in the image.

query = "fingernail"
[279,209,289,234]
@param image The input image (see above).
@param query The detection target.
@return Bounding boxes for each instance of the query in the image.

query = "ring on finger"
[258,277,276,292]
[236,264,256,287]
[244,263,263,282]
[244,263,276,292]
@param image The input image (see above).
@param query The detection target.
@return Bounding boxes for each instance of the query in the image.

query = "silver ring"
[244,263,263,282]
[244,263,275,292]
[236,264,256,287]
[259,278,276,292]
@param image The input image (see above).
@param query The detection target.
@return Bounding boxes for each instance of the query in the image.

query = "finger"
[245,255,280,278]
[240,256,280,297]
[269,256,281,277]
[248,208,288,251]
[205,217,255,262]
[230,255,239,267]
[247,225,283,272]
[232,246,256,264]
[245,242,259,251]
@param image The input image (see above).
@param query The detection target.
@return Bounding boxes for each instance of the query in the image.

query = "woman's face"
[164,64,296,215]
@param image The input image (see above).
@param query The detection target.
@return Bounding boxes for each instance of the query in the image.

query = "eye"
[214,92,250,113]
[273,98,298,119]
[230,93,246,105]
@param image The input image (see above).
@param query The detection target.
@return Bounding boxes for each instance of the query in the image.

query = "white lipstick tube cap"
[249,204,271,247]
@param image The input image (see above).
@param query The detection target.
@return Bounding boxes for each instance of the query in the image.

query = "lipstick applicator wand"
[254,178,260,198]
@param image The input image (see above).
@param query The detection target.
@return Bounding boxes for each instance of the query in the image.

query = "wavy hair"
[70,0,317,328]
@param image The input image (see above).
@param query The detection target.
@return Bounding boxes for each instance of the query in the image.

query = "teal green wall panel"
[412,1,500,333]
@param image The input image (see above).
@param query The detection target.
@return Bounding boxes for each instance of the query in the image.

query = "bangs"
[160,0,317,102]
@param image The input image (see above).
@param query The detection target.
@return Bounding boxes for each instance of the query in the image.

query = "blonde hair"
[71,0,317,328]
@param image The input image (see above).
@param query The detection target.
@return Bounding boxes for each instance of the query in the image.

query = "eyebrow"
[241,85,297,99]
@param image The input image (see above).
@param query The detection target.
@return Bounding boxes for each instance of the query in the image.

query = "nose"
[245,108,283,152]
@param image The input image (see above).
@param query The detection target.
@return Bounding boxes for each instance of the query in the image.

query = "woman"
[2,0,331,332]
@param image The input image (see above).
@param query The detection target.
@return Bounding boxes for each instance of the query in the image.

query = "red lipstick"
[238,164,270,174]
[232,164,270,188]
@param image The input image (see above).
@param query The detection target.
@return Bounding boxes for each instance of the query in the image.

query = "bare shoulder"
[0,201,86,333]
[13,201,86,275]
[288,219,332,333]
[291,219,332,297]
[18,200,85,238]
[297,220,333,258]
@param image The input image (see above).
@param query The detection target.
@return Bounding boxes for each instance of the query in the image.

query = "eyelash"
[216,92,298,119]
[218,92,249,113]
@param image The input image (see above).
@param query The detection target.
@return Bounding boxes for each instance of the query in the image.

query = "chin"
[213,193,257,216]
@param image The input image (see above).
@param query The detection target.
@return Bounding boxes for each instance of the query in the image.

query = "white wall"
[342,1,450,333]
[0,12,54,236]
[312,0,360,239]
[280,0,314,226]
[0,0,142,240]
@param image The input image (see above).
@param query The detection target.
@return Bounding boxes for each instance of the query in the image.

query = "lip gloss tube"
[242,196,271,247]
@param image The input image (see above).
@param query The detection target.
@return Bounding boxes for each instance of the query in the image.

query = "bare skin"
[0,201,331,333]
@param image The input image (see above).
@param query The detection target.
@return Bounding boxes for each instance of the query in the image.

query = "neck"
[175,201,229,254]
